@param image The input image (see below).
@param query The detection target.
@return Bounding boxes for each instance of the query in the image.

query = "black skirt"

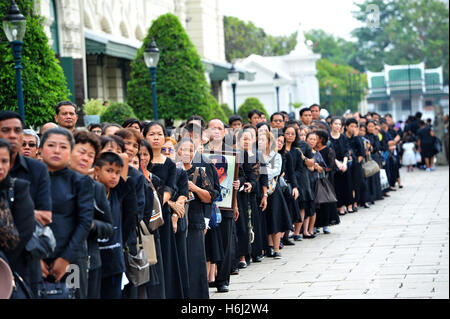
[186,227,209,299]
[299,200,316,217]
[334,169,353,207]
[145,229,166,299]
[315,202,340,228]
[249,193,265,258]
[205,225,224,264]
[283,188,302,223]
[265,186,292,234]
[158,204,184,298]
[236,192,250,257]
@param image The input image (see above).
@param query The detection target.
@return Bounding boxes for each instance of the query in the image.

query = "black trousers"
[87,267,102,299]
[215,215,234,287]
[101,273,122,299]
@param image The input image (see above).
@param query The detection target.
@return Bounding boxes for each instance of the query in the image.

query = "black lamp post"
[273,72,281,112]
[228,64,239,114]
[144,38,160,121]
[3,0,26,124]
[326,85,331,108]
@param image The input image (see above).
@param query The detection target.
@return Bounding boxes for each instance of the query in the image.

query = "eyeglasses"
[22,142,37,148]
[92,129,102,134]
[162,147,174,154]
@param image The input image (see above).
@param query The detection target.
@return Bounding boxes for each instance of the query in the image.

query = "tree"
[100,102,136,124]
[127,13,217,125]
[316,59,367,115]
[237,97,269,123]
[224,16,297,61]
[220,103,233,118]
[0,0,70,128]
[352,0,449,84]
[304,29,363,72]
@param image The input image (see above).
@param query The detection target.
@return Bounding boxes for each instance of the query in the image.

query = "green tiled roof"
[371,76,386,89]
[388,68,422,82]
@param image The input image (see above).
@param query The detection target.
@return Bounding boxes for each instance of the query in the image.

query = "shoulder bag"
[361,155,380,178]
[314,175,338,205]
[138,220,157,266]
[124,217,150,287]
[147,177,164,232]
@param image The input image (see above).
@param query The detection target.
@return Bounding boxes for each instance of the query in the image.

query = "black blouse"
[150,157,177,199]
[330,134,350,161]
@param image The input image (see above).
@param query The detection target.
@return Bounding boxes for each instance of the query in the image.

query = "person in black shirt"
[0,111,52,295]
[417,120,435,171]
[345,118,365,212]
[40,128,94,299]
[0,139,35,294]
[69,130,113,299]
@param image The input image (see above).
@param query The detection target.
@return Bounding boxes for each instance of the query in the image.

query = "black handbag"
[314,177,338,205]
[37,277,74,299]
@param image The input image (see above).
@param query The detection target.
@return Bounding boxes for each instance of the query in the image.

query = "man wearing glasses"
[21,129,40,159]
[270,112,285,137]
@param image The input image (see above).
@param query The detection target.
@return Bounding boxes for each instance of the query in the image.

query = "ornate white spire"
[290,23,313,56]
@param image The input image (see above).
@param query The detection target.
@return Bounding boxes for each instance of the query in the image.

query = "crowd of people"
[0,100,443,299]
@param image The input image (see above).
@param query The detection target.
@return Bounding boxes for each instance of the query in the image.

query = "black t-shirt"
[417,127,433,144]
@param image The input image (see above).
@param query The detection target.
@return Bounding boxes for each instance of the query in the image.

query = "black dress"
[265,152,292,234]
[185,166,214,299]
[249,151,268,259]
[289,144,314,218]
[280,150,301,223]
[315,146,340,228]
[192,152,223,266]
[150,158,184,299]
[366,133,383,201]
[330,134,353,207]
[172,168,190,298]
[347,135,365,204]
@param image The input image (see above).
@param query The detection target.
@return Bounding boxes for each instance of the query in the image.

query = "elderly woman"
[20,129,40,159]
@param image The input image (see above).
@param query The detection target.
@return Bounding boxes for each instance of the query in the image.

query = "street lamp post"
[3,0,27,124]
[273,72,281,112]
[228,64,239,114]
[326,85,331,108]
[144,38,160,121]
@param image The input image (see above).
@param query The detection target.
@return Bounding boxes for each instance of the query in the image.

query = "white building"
[34,0,245,115]
[226,28,321,118]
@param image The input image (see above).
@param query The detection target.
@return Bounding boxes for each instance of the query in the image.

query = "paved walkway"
[210,166,449,299]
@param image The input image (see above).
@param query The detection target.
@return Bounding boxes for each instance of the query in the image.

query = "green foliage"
[127,13,217,124]
[220,103,233,118]
[290,102,304,109]
[352,0,449,84]
[304,29,363,72]
[0,0,70,128]
[316,59,367,115]
[224,16,297,61]
[206,95,228,123]
[83,99,104,115]
[100,102,136,124]
[237,97,269,123]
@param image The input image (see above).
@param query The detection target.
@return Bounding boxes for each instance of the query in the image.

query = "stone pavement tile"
[395,289,440,298]
[403,274,437,282]
[315,273,348,281]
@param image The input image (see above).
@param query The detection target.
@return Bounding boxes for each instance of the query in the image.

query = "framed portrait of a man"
[203,151,239,210]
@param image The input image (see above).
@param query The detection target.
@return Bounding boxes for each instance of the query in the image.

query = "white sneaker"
[426,168,431,172]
